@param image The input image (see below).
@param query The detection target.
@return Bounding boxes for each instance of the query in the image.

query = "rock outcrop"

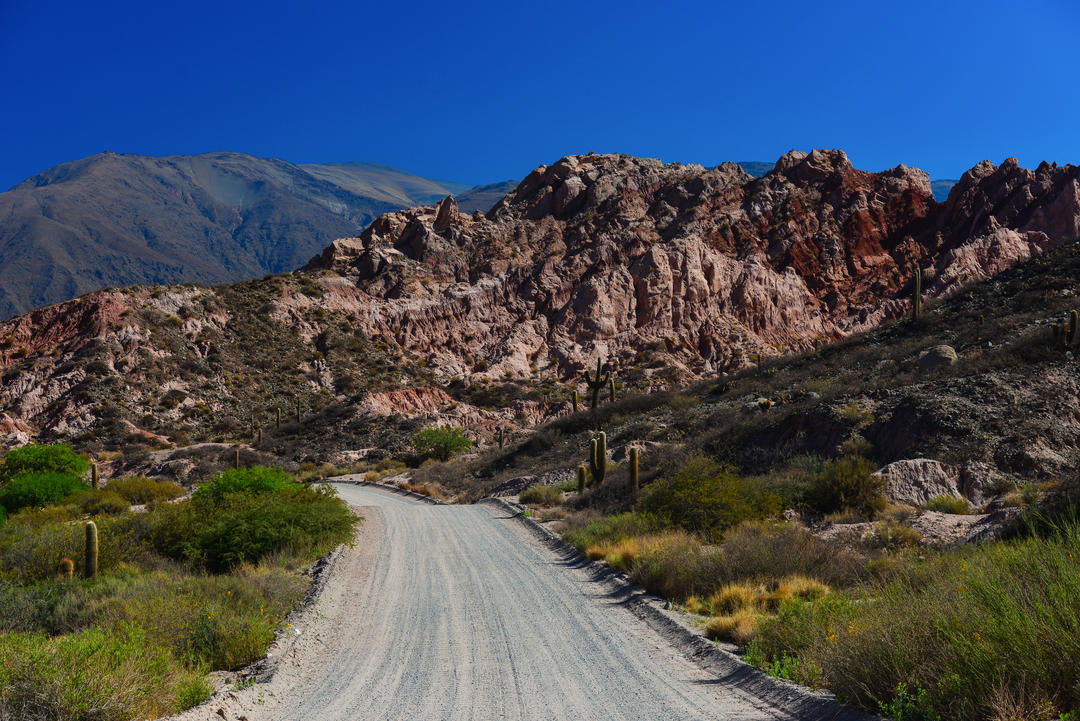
[305,151,1080,382]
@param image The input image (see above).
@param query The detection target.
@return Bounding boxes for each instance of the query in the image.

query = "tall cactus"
[912,267,922,322]
[234,445,240,469]
[589,431,607,485]
[572,390,579,414]
[584,359,611,412]
[257,425,263,448]
[1069,309,1079,347]
[84,521,98,578]
[577,464,586,495]
[630,446,639,493]
[609,377,616,403]
[276,407,282,429]
[91,462,99,490]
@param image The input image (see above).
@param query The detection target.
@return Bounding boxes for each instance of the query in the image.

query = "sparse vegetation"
[0,465,358,719]
[518,484,562,506]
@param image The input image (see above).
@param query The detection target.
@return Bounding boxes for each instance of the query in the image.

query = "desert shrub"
[806,455,886,518]
[923,495,971,514]
[0,472,87,513]
[413,426,471,462]
[181,485,355,571]
[519,485,562,507]
[195,466,293,501]
[104,476,185,505]
[562,512,659,551]
[0,505,5,528]
[636,456,782,540]
[720,521,865,587]
[0,444,89,482]
[753,524,1080,720]
[68,489,130,517]
[626,532,708,598]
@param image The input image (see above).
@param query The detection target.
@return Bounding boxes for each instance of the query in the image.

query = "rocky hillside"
[0,150,1076,471]
[0,152,502,318]
[307,150,1079,380]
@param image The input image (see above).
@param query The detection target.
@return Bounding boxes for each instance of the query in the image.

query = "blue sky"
[2,0,1078,190]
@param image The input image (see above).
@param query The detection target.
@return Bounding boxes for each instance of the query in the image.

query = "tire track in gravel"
[178,483,802,721]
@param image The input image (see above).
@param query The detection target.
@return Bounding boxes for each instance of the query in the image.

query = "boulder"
[918,345,958,373]
[874,458,962,506]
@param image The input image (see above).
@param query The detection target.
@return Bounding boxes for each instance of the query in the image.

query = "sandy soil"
[169,484,798,720]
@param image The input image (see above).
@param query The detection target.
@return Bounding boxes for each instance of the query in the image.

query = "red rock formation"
[304,151,1079,380]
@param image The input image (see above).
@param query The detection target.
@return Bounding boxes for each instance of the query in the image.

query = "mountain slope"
[0,150,1077,463]
[0,152,476,318]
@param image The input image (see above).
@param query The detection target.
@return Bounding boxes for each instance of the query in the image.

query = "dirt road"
[179,483,820,720]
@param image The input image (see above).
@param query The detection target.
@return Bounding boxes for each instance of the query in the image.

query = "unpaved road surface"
[178,483,802,720]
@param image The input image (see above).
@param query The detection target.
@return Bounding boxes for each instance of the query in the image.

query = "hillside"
[0,150,1076,476]
[0,153,501,319]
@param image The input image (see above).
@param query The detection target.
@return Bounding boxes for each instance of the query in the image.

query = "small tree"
[807,455,886,518]
[413,426,472,462]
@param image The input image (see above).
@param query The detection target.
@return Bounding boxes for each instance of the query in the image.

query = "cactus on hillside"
[234,445,240,469]
[913,267,922,322]
[1068,309,1079,346]
[630,446,639,493]
[84,521,98,578]
[577,464,586,495]
[91,462,99,490]
[276,407,282,428]
[609,377,616,403]
[589,431,607,485]
[584,359,611,412]
[572,390,579,413]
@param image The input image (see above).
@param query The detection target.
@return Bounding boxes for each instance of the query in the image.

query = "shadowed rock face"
[304,150,1080,378]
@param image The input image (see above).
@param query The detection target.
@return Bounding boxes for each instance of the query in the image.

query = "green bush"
[563,512,659,551]
[0,471,87,513]
[0,444,88,482]
[183,485,355,571]
[519,485,562,506]
[413,426,472,462]
[195,466,293,501]
[0,505,5,528]
[105,476,185,505]
[636,456,782,540]
[807,455,886,518]
[69,489,130,517]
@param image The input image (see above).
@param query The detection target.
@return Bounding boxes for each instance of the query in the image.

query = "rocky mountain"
[0,152,503,319]
[0,150,1077,464]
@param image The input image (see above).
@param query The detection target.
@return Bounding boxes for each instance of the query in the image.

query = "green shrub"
[69,489,130,517]
[563,512,658,551]
[0,444,88,482]
[184,485,355,571]
[0,625,209,720]
[0,505,5,528]
[105,476,185,505]
[807,455,886,518]
[0,471,87,513]
[413,426,472,462]
[195,466,293,501]
[922,495,971,514]
[519,485,563,507]
[636,456,782,540]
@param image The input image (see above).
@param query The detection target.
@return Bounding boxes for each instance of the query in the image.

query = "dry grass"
[704,608,761,644]
[586,531,700,572]
[398,481,445,500]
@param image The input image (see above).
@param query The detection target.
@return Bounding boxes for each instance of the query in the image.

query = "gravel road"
[177,483,804,720]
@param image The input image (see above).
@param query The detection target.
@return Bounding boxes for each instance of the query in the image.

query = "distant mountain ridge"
[0,152,507,318]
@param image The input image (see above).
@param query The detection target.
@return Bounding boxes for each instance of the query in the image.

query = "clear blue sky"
[2,0,1078,191]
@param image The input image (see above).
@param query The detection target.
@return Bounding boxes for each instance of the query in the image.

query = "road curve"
[181,483,796,721]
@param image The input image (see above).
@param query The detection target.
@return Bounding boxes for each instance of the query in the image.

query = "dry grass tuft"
[705,608,761,644]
